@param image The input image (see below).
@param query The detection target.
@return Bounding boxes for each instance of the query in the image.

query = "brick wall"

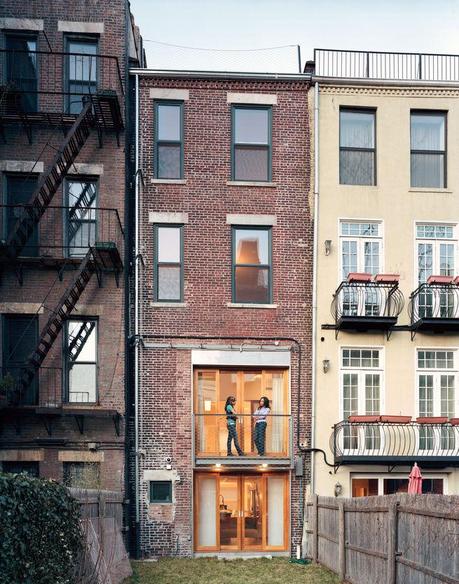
[136,76,313,557]
[0,0,130,493]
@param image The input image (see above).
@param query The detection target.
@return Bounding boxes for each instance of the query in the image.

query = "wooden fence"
[304,494,459,584]
[69,488,131,584]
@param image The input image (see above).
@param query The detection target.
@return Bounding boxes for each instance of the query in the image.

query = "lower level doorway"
[194,472,289,552]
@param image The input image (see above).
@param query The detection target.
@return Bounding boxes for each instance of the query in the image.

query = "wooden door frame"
[194,471,290,553]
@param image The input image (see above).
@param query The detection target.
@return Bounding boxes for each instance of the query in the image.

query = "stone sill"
[151,178,187,185]
[226,181,277,187]
[226,303,277,309]
[149,302,187,308]
[408,188,453,194]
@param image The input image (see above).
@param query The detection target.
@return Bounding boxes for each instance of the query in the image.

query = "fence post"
[312,494,319,563]
[338,501,346,581]
[386,501,399,584]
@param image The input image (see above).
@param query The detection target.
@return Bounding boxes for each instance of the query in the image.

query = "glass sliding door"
[219,476,240,550]
[242,476,263,549]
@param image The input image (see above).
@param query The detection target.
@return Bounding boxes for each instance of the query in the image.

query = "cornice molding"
[319,85,459,98]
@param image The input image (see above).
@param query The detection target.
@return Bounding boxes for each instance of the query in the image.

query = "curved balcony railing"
[194,413,291,459]
[409,283,459,329]
[331,419,459,465]
[331,281,404,330]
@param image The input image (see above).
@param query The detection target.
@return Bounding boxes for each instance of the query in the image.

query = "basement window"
[150,480,172,504]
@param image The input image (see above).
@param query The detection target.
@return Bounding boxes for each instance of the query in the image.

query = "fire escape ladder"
[16,248,96,399]
[4,100,94,260]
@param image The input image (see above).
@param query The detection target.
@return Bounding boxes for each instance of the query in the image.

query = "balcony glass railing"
[332,419,459,464]
[194,413,291,458]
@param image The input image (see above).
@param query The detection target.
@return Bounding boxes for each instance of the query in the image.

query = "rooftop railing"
[314,48,459,82]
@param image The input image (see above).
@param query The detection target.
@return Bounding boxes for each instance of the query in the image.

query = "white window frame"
[339,219,383,282]
[350,473,448,496]
[414,221,458,286]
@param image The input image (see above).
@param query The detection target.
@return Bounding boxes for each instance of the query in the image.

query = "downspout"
[310,80,320,495]
[134,72,140,549]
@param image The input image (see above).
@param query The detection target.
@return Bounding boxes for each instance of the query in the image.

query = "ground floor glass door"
[195,472,288,552]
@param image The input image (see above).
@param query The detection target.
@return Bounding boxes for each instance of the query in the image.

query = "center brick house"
[130,69,313,557]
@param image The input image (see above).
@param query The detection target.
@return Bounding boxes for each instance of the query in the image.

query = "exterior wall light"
[324,240,332,255]
[334,482,342,497]
[322,359,330,373]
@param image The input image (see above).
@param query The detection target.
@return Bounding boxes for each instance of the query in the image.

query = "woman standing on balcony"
[225,396,244,456]
[253,397,270,456]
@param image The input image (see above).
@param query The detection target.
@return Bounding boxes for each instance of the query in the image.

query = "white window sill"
[151,178,187,185]
[226,302,277,309]
[408,187,452,194]
[226,181,277,187]
[149,301,187,308]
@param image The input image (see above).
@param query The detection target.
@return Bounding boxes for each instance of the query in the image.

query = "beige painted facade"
[312,82,459,498]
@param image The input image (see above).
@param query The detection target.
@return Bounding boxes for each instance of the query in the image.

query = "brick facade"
[134,75,313,557]
[0,1,142,494]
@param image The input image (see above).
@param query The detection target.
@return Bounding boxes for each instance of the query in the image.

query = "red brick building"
[131,70,313,557]
[0,1,143,495]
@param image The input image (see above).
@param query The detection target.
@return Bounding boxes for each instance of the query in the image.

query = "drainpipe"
[310,80,320,495]
[134,72,140,548]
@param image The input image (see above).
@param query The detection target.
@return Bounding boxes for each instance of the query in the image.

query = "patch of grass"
[126,558,339,584]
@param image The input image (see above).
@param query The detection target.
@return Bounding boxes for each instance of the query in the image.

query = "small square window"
[150,480,172,503]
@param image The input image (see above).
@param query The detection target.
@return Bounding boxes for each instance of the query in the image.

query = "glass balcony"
[194,413,291,462]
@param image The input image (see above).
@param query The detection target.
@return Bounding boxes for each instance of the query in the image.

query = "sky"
[130,0,459,73]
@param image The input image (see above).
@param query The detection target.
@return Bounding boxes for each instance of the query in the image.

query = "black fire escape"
[0,48,124,435]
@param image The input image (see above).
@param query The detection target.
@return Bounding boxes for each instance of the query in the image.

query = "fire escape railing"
[332,420,459,464]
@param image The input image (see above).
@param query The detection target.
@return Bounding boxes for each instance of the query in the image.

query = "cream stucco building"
[310,50,459,499]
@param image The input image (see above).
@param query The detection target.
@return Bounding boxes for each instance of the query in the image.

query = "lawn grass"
[127,558,339,584]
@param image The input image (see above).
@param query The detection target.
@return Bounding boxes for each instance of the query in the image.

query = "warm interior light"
[204,400,212,412]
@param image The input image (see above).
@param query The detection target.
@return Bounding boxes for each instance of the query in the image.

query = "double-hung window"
[339,108,376,185]
[232,106,271,182]
[65,319,97,403]
[5,33,38,112]
[411,111,446,188]
[417,349,457,451]
[5,174,39,256]
[154,101,184,179]
[232,227,272,304]
[340,221,382,316]
[65,178,98,257]
[154,225,184,302]
[341,348,383,451]
[65,37,98,114]
[416,223,457,318]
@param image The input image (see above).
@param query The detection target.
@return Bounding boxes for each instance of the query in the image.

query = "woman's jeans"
[254,421,267,455]
[227,423,243,455]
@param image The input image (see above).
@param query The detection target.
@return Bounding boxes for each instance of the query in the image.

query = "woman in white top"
[253,396,270,456]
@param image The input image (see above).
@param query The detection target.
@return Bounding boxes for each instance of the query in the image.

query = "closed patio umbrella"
[408,462,423,494]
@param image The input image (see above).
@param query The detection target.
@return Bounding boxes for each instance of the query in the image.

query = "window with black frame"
[154,225,183,302]
[154,101,183,179]
[5,174,39,257]
[411,111,446,188]
[232,106,271,182]
[1,461,39,477]
[150,481,172,503]
[65,319,97,403]
[339,109,376,185]
[65,37,98,114]
[232,227,271,304]
[5,33,38,112]
[65,179,98,257]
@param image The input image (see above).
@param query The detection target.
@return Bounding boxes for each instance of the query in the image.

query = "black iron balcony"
[314,48,459,82]
[0,49,124,131]
[331,276,404,332]
[332,418,459,467]
[0,205,123,268]
[409,279,459,333]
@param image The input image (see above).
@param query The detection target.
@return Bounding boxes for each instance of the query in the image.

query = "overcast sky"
[129,0,459,73]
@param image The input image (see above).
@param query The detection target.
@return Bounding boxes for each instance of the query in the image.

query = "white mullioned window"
[416,349,458,451]
[341,348,384,451]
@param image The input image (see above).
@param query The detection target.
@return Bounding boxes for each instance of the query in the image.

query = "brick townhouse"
[129,68,314,557]
[0,1,144,493]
